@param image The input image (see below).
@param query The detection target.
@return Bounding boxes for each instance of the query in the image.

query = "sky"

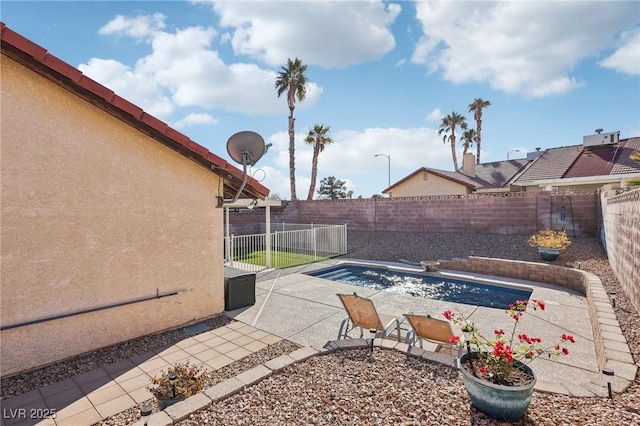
[3,1,639,199]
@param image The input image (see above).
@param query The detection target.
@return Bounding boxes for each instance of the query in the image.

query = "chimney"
[462,153,476,176]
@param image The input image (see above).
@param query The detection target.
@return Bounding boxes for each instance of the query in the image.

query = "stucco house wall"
[388,171,469,197]
[1,53,224,375]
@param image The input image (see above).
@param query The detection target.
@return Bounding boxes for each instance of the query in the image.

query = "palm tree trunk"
[288,107,297,200]
[451,135,459,170]
[476,118,482,164]
[307,146,320,200]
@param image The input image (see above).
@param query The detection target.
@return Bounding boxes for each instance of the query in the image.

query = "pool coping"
[439,256,637,393]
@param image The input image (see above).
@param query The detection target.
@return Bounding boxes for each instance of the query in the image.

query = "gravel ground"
[1,231,638,425]
[0,316,232,399]
[96,339,302,425]
[176,231,640,426]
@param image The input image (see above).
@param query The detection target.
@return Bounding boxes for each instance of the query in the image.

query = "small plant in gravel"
[148,361,205,400]
[528,229,571,250]
[444,299,575,386]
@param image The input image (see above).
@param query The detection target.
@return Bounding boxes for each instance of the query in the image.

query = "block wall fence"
[600,186,640,314]
[229,192,599,236]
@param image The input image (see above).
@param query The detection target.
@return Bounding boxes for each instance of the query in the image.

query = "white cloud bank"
[411,1,639,97]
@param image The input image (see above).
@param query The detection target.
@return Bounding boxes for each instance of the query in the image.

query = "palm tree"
[468,98,491,164]
[438,111,467,170]
[461,128,477,159]
[275,57,308,200]
[304,124,334,200]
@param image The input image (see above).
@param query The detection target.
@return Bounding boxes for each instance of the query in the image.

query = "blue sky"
[3,1,639,199]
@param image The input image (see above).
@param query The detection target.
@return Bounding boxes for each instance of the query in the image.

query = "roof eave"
[0,23,269,201]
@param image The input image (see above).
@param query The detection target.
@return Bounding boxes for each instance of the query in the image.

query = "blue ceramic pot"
[538,248,560,261]
[157,396,184,410]
[459,352,536,422]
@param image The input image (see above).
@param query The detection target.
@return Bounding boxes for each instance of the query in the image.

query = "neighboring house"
[1,23,268,376]
[384,153,529,196]
[385,131,640,197]
[513,133,640,192]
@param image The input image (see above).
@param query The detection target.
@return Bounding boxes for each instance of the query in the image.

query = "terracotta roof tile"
[43,54,82,81]
[1,22,269,200]
[611,138,640,174]
[112,94,144,119]
[564,145,615,178]
[78,74,115,101]
[140,112,168,134]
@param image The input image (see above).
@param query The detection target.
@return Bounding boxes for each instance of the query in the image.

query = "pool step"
[316,269,354,280]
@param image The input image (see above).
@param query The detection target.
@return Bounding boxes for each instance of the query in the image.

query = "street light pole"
[374,154,391,188]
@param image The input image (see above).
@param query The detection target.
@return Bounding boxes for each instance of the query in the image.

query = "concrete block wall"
[601,187,640,314]
[251,192,599,236]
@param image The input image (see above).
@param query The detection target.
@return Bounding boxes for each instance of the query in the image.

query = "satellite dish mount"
[217,131,271,207]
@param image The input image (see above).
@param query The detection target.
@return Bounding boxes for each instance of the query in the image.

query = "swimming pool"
[305,264,531,310]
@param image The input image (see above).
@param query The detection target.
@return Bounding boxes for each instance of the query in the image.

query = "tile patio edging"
[132,330,636,426]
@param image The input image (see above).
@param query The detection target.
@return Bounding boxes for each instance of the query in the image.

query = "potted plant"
[528,229,571,261]
[148,361,206,410]
[443,299,575,421]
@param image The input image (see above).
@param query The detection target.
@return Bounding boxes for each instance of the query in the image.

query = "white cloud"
[209,0,401,68]
[82,16,322,117]
[259,126,455,199]
[600,27,640,75]
[411,2,639,97]
[98,13,166,40]
[173,113,218,129]
[78,58,174,118]
[425,108,443,122]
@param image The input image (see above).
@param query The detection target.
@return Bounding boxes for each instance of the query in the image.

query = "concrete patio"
[2,258,632,426]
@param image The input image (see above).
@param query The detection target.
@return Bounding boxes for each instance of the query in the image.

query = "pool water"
[306,264,531,310]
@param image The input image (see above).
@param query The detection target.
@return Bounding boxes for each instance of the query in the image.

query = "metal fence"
[224,224,347,271]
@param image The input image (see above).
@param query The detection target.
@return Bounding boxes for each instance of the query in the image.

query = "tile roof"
[0,22,269,200]
[564,145,616,178]
[386,159,530,193]
[611,138,640,174]
[470,159,530,187]
[513,145,583,185]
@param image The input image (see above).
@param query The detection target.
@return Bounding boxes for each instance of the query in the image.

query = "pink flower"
[449,335,461,344]
[443,310,454,321]
[561,334,575,343]
[494,329,505,336]
[479,366,488,373]
[562,348,569,355]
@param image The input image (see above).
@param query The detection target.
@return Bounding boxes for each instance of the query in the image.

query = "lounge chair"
[336,293,406,343]
[404,313,463,358]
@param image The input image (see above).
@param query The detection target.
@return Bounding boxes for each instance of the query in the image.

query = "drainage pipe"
[0,289,183,331]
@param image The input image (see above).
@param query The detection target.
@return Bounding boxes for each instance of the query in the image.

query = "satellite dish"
[226,131,268,166]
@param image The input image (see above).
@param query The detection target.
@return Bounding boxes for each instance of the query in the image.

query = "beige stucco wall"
[388,171,469,197]
[1,55,225,376]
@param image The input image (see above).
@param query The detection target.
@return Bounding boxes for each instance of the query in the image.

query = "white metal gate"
[224,224,347,271]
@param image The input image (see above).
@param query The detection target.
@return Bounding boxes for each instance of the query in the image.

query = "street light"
[374,154,391,188]
[507,149,521,160]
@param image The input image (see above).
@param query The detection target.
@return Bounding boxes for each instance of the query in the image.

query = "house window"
[423,172,428,180]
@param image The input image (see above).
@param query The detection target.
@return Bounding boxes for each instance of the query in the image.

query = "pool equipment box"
[223,266,256,311]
